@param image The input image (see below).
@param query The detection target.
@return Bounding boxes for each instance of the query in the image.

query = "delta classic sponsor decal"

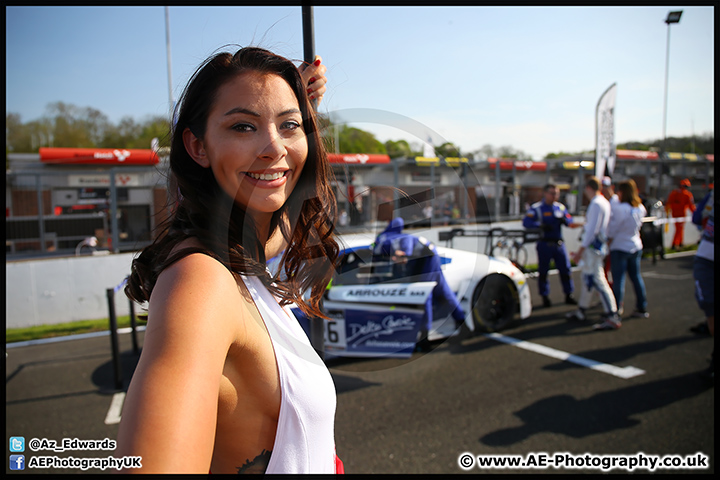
[342,309,423,357]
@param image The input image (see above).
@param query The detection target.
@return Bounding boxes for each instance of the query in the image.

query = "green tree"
[6,113,33,154]
[135,116,171,149]
[337,125,386,154]
[45,102,94,147]
[497,145,531,160]
[435,142,461,158]
[384,139,413,158]
[544,151,580,159]
[472,144,496,159]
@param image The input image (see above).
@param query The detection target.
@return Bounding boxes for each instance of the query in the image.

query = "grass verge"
[6,315,146,344]
[6,244,698,343]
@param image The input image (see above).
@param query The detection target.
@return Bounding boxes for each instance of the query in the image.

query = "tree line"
[6,102,714,166]
[6,102,170,153]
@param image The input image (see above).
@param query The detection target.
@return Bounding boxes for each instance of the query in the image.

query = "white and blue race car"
[291,230,533,358]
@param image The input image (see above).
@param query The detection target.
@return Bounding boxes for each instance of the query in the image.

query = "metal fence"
[5,155,713,260]
[6,167,165,259]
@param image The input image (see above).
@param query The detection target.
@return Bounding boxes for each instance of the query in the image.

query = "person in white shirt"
[566,176,620,330]
[607,179,648,318]
[600,176,619,290]
[601,176,619,205]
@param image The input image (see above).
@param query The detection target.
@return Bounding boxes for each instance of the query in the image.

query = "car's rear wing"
[439,227,542,253]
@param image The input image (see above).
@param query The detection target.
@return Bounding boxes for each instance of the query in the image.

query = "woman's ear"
[183,127,210,168]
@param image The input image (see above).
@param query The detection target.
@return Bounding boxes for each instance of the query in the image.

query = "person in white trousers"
[566,176,620,330]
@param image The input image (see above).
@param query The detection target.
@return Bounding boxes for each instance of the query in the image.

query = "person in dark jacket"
[523,184,582,307]
[373,218,466,346]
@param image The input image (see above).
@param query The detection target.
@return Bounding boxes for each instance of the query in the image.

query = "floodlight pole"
[165,7,174,120]
[660,10,682,198]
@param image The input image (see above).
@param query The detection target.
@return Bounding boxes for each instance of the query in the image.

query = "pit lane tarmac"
[5,254,714,474]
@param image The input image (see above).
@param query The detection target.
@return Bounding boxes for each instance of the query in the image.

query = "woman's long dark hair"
[618,179,641,207]
[125,46,338,319]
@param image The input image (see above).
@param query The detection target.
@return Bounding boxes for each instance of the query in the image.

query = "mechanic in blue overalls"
[373,218,466,347]
[523,184,582,308]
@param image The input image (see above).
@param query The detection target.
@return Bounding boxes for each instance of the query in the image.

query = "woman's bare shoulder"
[147,238,251,345]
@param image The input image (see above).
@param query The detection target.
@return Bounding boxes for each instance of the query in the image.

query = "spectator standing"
[691,187,714,380]
[338,209,349,227]
[423,204,433,221]
[601,176,619,205]
[607,179,649,319]
[522,184,581,308]
[666,178,696,250]
[600,176,618,290]
[566,176,620,330]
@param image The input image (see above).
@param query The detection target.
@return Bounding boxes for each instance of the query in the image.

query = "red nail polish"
[307,88,313,94]
[309,77,316,84]
[309,94,315,100]
[314,59,321,66]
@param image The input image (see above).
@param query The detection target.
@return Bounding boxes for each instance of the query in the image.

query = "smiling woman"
[114,47,342,474]
[182,73,309,226]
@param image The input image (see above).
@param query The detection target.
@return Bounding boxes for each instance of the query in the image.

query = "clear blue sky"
[6,6,714,159]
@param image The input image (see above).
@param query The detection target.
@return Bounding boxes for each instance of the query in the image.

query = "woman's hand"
[300,55,327,106]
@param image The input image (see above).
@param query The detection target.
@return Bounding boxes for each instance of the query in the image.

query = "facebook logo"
[10,436,25,452]
[10,454,25,470]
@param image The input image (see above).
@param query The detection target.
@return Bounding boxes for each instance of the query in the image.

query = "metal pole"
[431,162,436,222]
[512,158,517,217]
[660,22,673,200]
[165,6,175,120]
[109,168,120,254]
[462,162,469,223]
[106,288,123,391]
[578,164,585,213]
[393,160,400,214]
[302,5,324,360]
[36,175,46,253]
[302,6,318,110]
[495,159,501,221]
[662,23,671,154]
[129,297,139,354]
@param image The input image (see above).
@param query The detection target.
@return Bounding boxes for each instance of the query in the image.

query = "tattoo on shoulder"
[236,449,272,474]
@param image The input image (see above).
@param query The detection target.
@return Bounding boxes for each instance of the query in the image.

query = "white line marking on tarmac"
[105,392,126,425]
[483,333,646,379]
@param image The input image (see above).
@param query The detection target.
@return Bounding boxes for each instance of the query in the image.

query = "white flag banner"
[423,134,435,158]
[595,83,617,178]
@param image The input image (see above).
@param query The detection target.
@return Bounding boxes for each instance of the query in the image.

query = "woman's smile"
[243,169,290,187]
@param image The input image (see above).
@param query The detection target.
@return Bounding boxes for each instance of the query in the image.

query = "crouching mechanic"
[373,218,467,347]
[522,184,581,308]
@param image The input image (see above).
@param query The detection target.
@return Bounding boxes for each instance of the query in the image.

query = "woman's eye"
[282,120,302,131]
[232,123,255,132]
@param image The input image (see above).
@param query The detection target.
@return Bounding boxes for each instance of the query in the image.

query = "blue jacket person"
[373,218,466,345]
[522,184,582,307]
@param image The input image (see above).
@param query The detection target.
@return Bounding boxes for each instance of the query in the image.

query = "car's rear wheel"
[471,274,518,332]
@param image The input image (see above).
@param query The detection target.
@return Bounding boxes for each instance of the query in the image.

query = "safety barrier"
[106,276,140,391]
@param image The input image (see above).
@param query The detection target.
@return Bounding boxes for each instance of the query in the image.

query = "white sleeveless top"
[241,275,337,474]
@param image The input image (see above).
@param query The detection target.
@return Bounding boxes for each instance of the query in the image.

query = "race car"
[290,231,533,358]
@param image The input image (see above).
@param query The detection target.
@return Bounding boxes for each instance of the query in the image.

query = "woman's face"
[185,71,308,222]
